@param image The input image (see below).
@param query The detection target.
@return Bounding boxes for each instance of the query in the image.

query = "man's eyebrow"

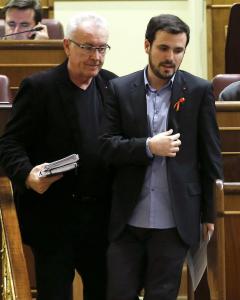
[7,21,31,26]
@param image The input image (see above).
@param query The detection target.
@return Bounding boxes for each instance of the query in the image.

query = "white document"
[38,154,79,177]
[186,228,212,291]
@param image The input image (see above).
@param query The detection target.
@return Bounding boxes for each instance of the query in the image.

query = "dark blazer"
[100,69,223,247]
[0,60,117,247]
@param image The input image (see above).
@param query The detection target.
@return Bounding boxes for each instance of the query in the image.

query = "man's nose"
[13,25,21,33]
[90,49,101,59]
[166,49,174,60]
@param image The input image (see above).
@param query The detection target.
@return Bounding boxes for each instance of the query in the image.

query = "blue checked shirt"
[128,69,176,229]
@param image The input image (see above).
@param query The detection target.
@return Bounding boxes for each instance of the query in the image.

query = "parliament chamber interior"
[0,0,240,299]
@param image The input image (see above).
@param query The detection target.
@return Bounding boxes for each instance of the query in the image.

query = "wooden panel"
[0,40,65,63]
[207,180,226,300]
[220,130,240,152]
[23,245,36,295]
[217,111,240,126]
[225,217,240,299]
[223,155,240,181]
[216,101,240,181]
[41,0,52,5]
[209,6,230,77]
[212,0,235,4]
[0,40,66,98]
[223,189,240,300]
[41,0,54,18]
[0,176,32,300]
[225,192,240,210]
[0,65,56,86]
[206,0,235,78]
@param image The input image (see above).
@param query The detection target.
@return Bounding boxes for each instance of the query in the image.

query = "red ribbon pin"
[174,97,185,111]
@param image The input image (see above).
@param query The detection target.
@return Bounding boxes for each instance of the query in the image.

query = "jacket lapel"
[95,73,110,104]
[168,71,188,133]
[129,71,149,136]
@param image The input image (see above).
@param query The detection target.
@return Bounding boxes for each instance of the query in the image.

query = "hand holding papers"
[186,226,213,291]
[38,154,79,177]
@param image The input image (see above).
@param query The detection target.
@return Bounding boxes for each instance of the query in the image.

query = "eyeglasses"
[69,39,111,55]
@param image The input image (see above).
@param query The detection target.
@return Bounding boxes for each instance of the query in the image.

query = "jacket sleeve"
[100,80,151,167]
[0,78,43,189]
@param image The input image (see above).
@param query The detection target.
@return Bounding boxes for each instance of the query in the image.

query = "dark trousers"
[31,200,109,300]
[107,225,189,300]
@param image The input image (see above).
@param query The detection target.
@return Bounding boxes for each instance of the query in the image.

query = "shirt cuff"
[146,137,153,158]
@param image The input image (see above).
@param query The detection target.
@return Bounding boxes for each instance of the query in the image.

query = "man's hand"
[148,129,181,157]
[202,223,214,241]
[25,163,63,194]
[30,22,49,40]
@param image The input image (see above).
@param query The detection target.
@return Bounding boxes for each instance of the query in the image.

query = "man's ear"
[63,38,70,56]
[144,39,150,54]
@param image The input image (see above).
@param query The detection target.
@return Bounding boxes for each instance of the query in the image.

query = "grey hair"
[65,12,109,39]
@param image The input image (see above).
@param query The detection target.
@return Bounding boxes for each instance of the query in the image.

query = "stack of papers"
[38,154,79,177]
[186,228,213,290]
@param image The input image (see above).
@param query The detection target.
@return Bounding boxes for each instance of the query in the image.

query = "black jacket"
[100,69,223,246]
[0,60,117,247]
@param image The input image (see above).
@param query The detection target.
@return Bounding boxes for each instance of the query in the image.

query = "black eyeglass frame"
[69,39,111,54]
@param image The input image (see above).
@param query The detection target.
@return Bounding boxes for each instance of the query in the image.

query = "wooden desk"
[0,176,32,300]
[216,101,240,181]
[0,40,66,99]
[208,102,240,299]
[208,180,240,300]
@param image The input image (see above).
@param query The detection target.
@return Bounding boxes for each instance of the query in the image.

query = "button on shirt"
[128,69,176,229]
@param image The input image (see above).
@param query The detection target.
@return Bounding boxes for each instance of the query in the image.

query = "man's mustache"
[160,60,176,68]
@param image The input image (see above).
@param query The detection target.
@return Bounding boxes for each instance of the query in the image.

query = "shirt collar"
[144,66,175,93]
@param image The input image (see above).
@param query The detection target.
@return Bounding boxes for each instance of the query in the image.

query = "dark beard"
[149,57,175,80]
